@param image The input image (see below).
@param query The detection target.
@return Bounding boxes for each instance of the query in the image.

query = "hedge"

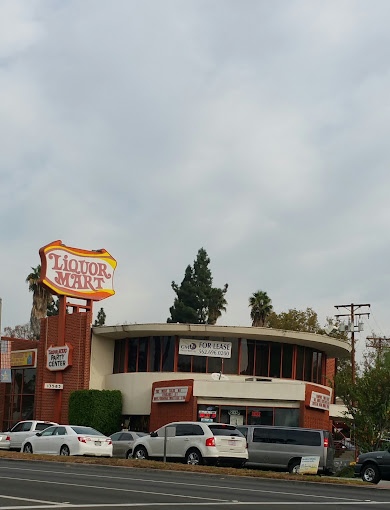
[68,389,122,437]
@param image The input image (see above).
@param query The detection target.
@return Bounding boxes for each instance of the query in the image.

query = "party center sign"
[179,338,232,358]
[46,344,72,371]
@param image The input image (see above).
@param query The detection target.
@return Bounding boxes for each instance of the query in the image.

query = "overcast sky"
[1,0,389,361]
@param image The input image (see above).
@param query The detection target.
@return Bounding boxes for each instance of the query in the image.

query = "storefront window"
[296,346,304,380]
[312,351,318,383]
[282,344,293,378]
[3,369,36,430]
[177,353,192,372]
[304,348,313,381]
[149,337,162,372]
[220,406,246,426]
[318,352,323,384]
[138,338,148,372]
[255,342,269,377]
[127,339,137,373]
[207,356,222,373]
[240,339,255,375]
[197,405,219,423]
[274,408,300,427]
[192,355,207,373]
[247,407,273,425]
[269,344,281,378]
[223,338,239,374]
[162,336,175,371]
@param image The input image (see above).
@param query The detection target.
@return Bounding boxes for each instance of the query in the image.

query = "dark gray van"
[237,425,335,474]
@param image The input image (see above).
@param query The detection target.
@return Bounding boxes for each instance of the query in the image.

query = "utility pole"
[334,303,370,384]
[366,335,390,360]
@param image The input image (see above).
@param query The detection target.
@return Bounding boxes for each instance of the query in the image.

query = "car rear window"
[209,425,243,437]
[287,429,321,446]
[71,427,103,436]
[35,423,54,431]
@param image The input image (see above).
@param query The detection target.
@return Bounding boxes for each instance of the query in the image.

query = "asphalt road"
[0,459,389,509]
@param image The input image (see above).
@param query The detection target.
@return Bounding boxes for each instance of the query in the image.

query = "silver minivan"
[237,425,335,474]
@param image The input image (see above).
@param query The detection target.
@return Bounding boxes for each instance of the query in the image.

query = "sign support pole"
[53,295,66,423]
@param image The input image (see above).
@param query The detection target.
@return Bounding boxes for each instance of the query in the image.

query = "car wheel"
[133,446,148,460]
[185,448,203,465]
[126,450,132,459]
[60,445,70,456]
[361,463,381,484]
[288,459,301,474]
[23,443,33,454]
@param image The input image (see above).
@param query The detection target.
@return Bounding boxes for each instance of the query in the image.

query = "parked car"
[354,448,390,484]
[0,432,10,450]
[237,425,335,474]
[21,425,112,457]
[6,420,57,450]
[110,431,147,458]
[132,421,248,466]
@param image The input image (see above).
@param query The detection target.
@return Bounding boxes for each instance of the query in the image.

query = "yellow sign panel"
[11,350,36,367]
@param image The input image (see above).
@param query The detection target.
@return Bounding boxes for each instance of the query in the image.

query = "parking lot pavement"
[0,459,390,509]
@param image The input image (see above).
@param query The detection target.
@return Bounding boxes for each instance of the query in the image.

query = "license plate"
[228,440,236,445]
[95,441,102,446]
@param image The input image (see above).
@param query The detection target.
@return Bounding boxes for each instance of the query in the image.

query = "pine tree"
[94,308,106,326]
[167,248,228,324]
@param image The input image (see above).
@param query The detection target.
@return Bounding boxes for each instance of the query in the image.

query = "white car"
[0,432,10,450]
[21,425,113,457]
[132,422,248,466]
[7,420,57,450]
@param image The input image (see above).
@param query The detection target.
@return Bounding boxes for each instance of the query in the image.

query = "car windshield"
[209,425,244,437]
[71,427,103,436]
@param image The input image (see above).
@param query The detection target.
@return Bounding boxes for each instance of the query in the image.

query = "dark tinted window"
[138,338,148,372]
[282,344,293,378]
[269,344,282,378]
[120,433,134,441]
[255,342,269,377]
[162,337,175,371]
[304,348,313,381]
[253,428,269,443]
[274,408,300,427]
[41,426,56,436]
[237,426,248,439]
[55,427,67,436]
[253,427,287,444]
[175,424,204,436]
[35,422,54,431]
[192,354,207,373]
[110,432,122,441]
[240,339,255,375]
[209,425,243,437]
[71,427,103,436]
[177,353,192,372]
[11,423,23,432]
[149,337,162,371]
[287,429,321,446]
[296,346,304,380]
[268,428,287,444]
[21,421,32,431]
[127,338,138,373]
[223,338,239,374]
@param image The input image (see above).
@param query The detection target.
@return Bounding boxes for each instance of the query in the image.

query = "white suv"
[132,421,248,466]
[6,420,57,450]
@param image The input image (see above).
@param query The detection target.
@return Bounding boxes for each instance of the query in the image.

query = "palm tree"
[208,284,229,325]
[26,265,53,339]
[249,290,273,327]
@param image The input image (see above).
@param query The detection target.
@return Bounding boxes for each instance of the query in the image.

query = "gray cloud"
[1,1,390,364]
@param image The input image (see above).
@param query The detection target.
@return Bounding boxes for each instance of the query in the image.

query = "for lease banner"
[179,338,232,358]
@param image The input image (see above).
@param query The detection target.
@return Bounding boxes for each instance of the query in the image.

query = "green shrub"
[335,465,355,478]
[68,390,122,436]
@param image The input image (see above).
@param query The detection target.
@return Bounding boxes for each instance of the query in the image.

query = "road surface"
[0,459,389,509]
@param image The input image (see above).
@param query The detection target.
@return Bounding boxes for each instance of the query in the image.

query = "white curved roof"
[92,323,350,358]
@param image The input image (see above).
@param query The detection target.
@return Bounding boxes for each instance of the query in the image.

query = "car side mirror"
[35,432,42,437]
[150,431,158,438]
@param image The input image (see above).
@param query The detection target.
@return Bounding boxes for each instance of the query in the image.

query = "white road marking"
[0,494,62,505]
[0,466,364,502]
[0,475,228,502]
[0,501,390,509]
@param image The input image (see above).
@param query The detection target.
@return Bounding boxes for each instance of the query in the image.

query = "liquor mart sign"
[310,391,331,411]
[153,386,190,403]
[179,338,232,358]
[46,344,73,371]
[39,240,117,301]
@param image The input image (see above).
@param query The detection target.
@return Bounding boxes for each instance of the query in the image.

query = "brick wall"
[149,379,197,432]
[300,383,332,431]
[34,311,92,424]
